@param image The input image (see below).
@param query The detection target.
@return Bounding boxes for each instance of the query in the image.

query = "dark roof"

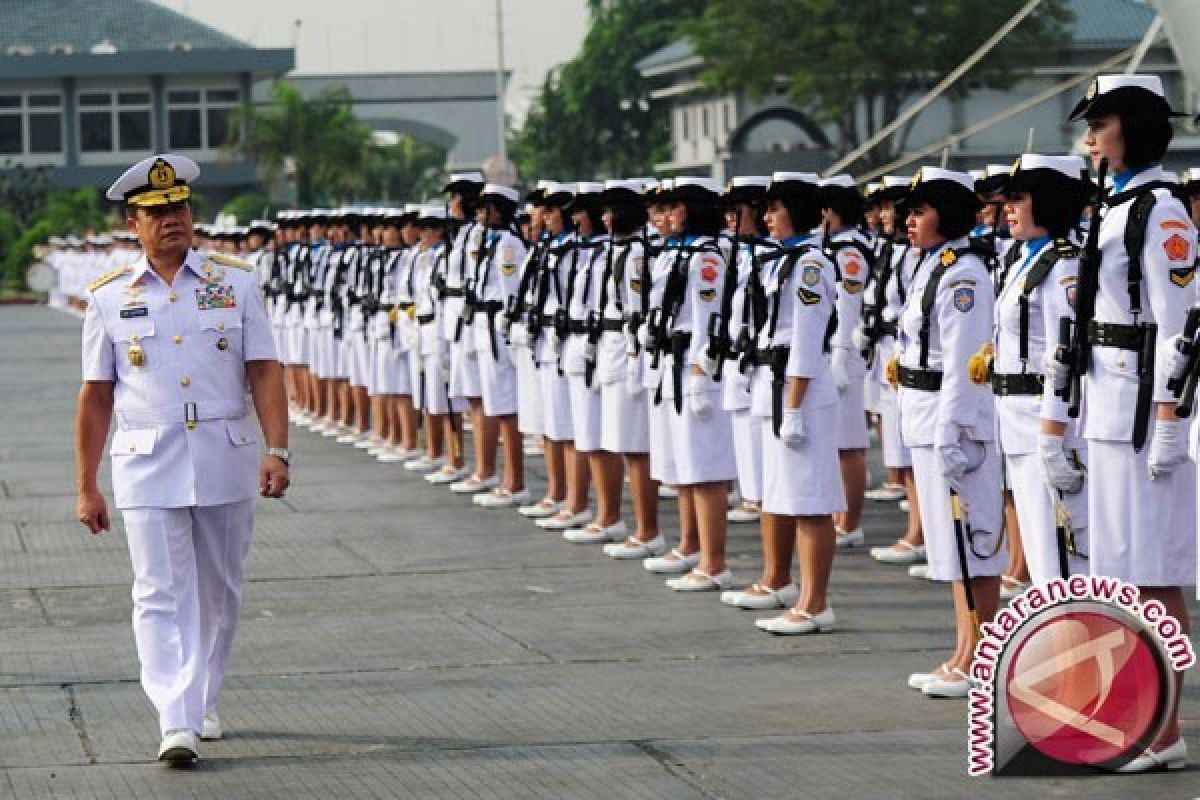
[1067,0,1157,46]
[0,0,249,55]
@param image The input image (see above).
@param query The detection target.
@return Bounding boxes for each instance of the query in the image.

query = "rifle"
[1169,307,1200,417]
[706,311,727,381]
[583,310,602,387]
[1060,159,1107,416]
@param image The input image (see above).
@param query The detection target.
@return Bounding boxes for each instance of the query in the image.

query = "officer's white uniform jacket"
[441,222,483,343]
[721,239,769,411]
[874,237,919,387]
[370,246,407,345]
[82,249,275,509]
[1084,166,1198,442]
[993,237,1081,455]
[897,240,995,448]
[642,240,674,390]
[660,236,727,400]
[827,228,872,379]
[560,235,606,376]
[597,235,647,386]
[471,228,527,357]
[532,232,575,367]
[748,236,838,417]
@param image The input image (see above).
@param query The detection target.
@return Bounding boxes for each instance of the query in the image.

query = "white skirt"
[600,374,649,454]
[1005,451,1087,585]
[285,326,310,366]
[910,443,1007,582]
[515,345,543,435]
[409,344,426,410]
[877,386,911,468]
[864,368,881,414]
[665,388,735,485]
[346,336,371,387]
[1088,438,1196,587]
[540,366,574,442]
[568,373,603,453]
[311,330,338,379]
[372,343,411,396]
[835,377,870,450]
[420,352,465,415]
[648,395,678,485]
[478,337,518,417]
[449,339,482,399]
[731,408,762,503]
[760,404,844,516]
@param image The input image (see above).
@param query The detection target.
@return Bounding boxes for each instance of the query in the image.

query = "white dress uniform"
[344,241,372,389]
[311,242,341,380]
[562,232,607,453]
[827,227,872,450]
[993,235,1087,583]
[1083,165,1197,585]
[82,246,275,736]
[416,237,462,415]
[645,236,679,485]
[534,233,577,442]
[370,245,412,396]
[898,237,1005,581]
[471,224,527,417]
[873,235,917,469]
[510,234,548,436]
[750,236,845,515]
[722,238,766,504]
[444,221,484,399]
[598,234,650,454]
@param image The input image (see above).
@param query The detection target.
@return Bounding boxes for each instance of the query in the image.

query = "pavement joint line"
[63,683,98,765]
[458,609,557,664]
[1,479,11,499]
[11,520,27,554]
[29,588,53,626]
[632,740,725,800]
[332,540,383,575]
[276,496,299,513]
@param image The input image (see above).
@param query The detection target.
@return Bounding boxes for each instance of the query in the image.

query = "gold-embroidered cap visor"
[126,184,192,208]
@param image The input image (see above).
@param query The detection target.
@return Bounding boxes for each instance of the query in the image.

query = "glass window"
[118,91,150,105]
[29,112,62,153]
[206,89,239,103]
[168,109,202,149]
[0,95,21,109]
[206,107,232,148]
[78,92,111,107]
[702,106,710,138]
[0,115,20,153]
[118,109,151,151]
[80,110,113,152]
[168,89,200,104]
[28,93,60,108]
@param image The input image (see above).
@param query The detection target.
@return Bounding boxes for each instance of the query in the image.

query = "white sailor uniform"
[510,235,548,436]
[828,228,872,450]
[445,222,484,400]
[534,233,576,443]
[472,227,527,416]
[721,238,766,504]
[645,238,679,486]
[598,235,651,454]
[562,235,607,453]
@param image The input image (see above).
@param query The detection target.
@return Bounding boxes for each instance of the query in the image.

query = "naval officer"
[74,154,289,765]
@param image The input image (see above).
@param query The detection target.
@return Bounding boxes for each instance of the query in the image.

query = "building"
[637,0,1199,181]
[0,0,293,206]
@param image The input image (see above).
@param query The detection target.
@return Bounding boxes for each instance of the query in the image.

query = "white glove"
[831,347,850,391]
[637,324,653,351]
[880,307,898,324]
[780,407,806,448]
[1164,332,1192,386]
[851,326,870,353]
[1148,419,1188,480]
[1042,351,1070,395]
[685,374,712,419]
[509,322,530,349]
[937,436,985,492]
[624,328,639,356]
[438,352,452,383]
[625,364,645,396]
[1038,433,1084,494]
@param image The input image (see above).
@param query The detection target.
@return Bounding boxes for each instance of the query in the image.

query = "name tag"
[120,306,149,319]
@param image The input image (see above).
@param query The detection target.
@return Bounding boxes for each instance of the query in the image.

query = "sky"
[153,0,592,123]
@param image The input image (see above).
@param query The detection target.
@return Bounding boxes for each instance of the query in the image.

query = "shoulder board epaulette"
[88,266,131,292]
[209,252,254,271]
[1053,238,1079,258]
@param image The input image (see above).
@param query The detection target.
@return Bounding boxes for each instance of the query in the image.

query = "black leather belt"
[416,313,436,324]
[601,319,624,332]
[878,320,898,338]
[1087,320,1145,350]
[478,301,503,313]
[397,302,414,311]
[991,372,1043,396]
[440,287,465,298]
[898,365,943,391]
[566,319,589,335]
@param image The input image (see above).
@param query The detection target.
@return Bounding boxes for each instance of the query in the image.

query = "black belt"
[440,287,465,298]
[898,365,943,391]
[1087,320,1145,350]
[878,320,897,338]
[478,300,504,313]
[566,319,589,335]
[991,372,1043,396]
[397,302,414,311]
[416,313,436,324]
[601,318,624,332]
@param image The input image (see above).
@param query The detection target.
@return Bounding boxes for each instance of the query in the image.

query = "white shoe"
[377,447,409,463]
[665,568,734,592]
[354,437,378,450]
[563,520,627,544]
[726,507,761,524]
[474,487,532,508]
[835,527,864,549]
[898,499,910,512]
[517,498,562,518]
[404,455,445,473]
[1000,575,1029,600]
[642,548,700,574]
[336,432,363,444]
[720,582,799,610]
[1116,738,1188,773]
[870,541,926,565]
[310,419,335,433]
[907,663,951,690]
[755,607,836,635]
[200,713,222,741]
[426,466,469,484]
[450,475,499,494]
[603,535,667,559]
[922,668,971,698]
[865,484,906,502]
[658,485,678,499]
[908,563,931,580]
[536,509,592,530]
[157,729,199,764]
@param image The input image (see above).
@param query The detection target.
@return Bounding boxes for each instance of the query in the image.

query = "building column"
[63,77,77,169]
[151,75,166,151]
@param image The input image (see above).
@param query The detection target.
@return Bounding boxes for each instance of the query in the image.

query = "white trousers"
[1005,451,1088,585]
[122,499,254,735]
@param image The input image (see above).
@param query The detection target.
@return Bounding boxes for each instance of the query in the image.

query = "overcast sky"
[153,0,591,122]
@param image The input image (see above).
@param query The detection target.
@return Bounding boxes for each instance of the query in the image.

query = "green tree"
[2,187,109,287]
[363,136,447,204]
[221,192,272,224]
[686,0,1071,170]
[510,0,707,180]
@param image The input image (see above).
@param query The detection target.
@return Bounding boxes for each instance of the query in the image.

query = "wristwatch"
[266,447,291,465]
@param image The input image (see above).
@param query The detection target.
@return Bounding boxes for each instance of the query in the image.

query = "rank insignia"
[120,306,149,319]
[698,288,717,302]
[501,263,516,276]
[700,265,718,283]
[843,257,863,277]
[843,279,863,294]
[216,337,229,351]
[1170,265,1196,288]
[801,263,821,287]
[952,286,975,312]
[195,283,238,310]
[797,287,821,305]
[940,249,958,268]
[629,278,642,293]
[1163,234,1191,262]
[128,336,146,368]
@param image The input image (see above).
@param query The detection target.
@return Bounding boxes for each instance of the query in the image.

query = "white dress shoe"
[157,729,199,764]
[404,455,445,472]
[450,475,499,494]
[1000,575,1030,599]
[474,487,532,508]
[922,668,971,698]
[427,466,469,485]
[726,507,761,524]
[908,563,931,580]
[535,509,592,530]
[517,498,562,518]
[898,499,910,512]
[643,548,701,574]
[377,447,409,463]
[603,535,667,559]
[835,527,864,549]
[720,582,800,610]
[870,541,927,564]
[354,437,378,450]
[200,713,222,741]
[864,484,906,502]
[563,520,627,544]
[755,607,836,635]
[336,432,363,444]
[658,485,679,499]
[907,664,951,690]
[1116,738,1187,773]
[666,568,734,592]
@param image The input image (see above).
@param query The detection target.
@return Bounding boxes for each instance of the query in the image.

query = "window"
[702,106,710,138]
[0,91,64,156]
[77,89,151,153]
[167,86,239,150]
[723,102,732,136]
[681,106,690,141]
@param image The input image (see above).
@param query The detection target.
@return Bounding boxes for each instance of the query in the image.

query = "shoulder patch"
[1170,265,1195,288]
[1160,219,1190,232]
[801,262,821,287]
[952,286,975,313]
[842,279,863,294]
[1058,275,1077,286]
[209,252,254,271]
[88,266,131,292]
[698,287,717,302]
[842,255,864,278]
[1163,233,1192,263]
[796,286,821,305]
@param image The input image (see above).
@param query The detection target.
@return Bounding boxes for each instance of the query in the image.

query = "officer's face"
[906,203,944,250]
[543,206,565,235]
[382,225,402,247]
[449,193,465,220]
[665,202,687,236]
[602,208,615,233]
[879,201,896,233]
[1084,114,1124,173]
[402,222,420,246]
[418,225,443,247]
[865,207,880,229]
[128,201,192,255]
[1003,191,1046,241]
[763,200,795,240]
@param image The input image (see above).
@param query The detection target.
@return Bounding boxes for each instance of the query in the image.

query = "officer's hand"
[1164,333,1191,384]
[77,490,110,535]
[1042,351,1071,394]
[685,374,712,419]
[1148,419,1187,481]
[260,456,290,498]
[850,326,870,353]
[1038,433,1084,493]
[780,407,806,448]
[831,347,851,392]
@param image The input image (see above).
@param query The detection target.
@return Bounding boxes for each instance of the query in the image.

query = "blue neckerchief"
[682,234,698,246]
[553,232,571,244]
[971,224,991,238]
[1112,165,1153,194]
[331,243,347,252]
[1017,236,1051,273]
[781,234,812,248]
[664,236,680,247]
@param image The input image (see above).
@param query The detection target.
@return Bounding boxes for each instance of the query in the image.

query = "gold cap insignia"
[1086,79,1097,101]
[940,249,958,268]
[148,158,176,190]
[1010,158,1021,176]
[910,170,922,189]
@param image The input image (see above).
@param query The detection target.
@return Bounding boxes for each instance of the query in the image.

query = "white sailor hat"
[969,169,986,183]
[723,175,770,204]
[480,183,520,206]
[537,181,575,207]
[106,153,198,207]
[567,181,605,210]
[820,174,856,189]
[664,175,722,203]
[443,171,486,194]
[765,171,819,201]
[415,205,447,223]
[1069,74,1181,121]
[976,163,1016,195]
[600,179,645,205]
[908,167,982,210]
[248,218,275,234]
